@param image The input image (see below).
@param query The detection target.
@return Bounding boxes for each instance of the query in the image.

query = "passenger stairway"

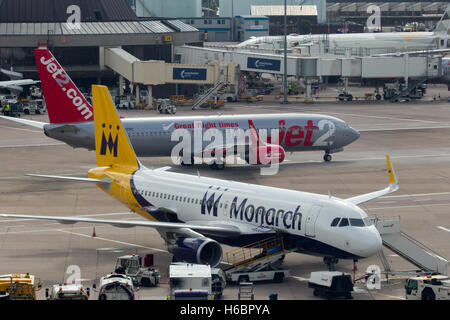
[374,217,449,275]
[223,236,286,274]
[191,80,225,110]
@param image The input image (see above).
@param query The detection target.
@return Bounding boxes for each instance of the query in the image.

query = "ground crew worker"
[3,103,10,116]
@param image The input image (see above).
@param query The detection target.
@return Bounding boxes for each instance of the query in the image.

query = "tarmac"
[0,84,449,300]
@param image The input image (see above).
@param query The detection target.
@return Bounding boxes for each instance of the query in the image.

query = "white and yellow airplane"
[0,85,399,268]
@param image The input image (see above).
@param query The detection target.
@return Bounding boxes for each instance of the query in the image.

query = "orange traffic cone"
[92,227,97,237]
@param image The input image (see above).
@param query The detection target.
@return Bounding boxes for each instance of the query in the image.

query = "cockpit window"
[363,217,373,226]
[331,218,340,227]
[349,218,365,227]
[339,218,349,227]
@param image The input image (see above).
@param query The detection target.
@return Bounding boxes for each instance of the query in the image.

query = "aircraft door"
[305,205,322,237]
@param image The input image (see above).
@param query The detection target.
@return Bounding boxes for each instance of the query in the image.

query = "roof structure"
[0,0,139,23]
[0,20,198,36]
[250,5,318,17]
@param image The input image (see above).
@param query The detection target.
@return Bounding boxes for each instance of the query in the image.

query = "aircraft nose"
[362,227,383,258]
[349,128,360,143]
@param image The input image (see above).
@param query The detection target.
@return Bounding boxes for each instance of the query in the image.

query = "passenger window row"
[330,217,366,227]
[128,131,170,137]
[135,189,228,209]
[137,189,202,205]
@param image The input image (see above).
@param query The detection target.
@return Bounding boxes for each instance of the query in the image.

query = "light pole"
[282,0,289,104]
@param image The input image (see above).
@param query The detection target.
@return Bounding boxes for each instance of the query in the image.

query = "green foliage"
[202,0,219,11]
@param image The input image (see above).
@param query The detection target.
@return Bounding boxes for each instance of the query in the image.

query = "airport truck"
[308,271,354,299]
[226,268,290,284]
[94,274,135,300]
[45,283,90,300]
[405,274,450,300]
[114,254,160,287]
[211,267,226,299]
[169,263,212,300]
[0,273,41,300]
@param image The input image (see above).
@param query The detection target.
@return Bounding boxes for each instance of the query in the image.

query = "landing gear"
[209,159,225,170]
[323,257,339,271]
[323,153,332,162]
[180,153,195,166]
[209,151,226,170]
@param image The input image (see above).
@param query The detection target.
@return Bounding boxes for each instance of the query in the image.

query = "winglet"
[345,154,399,205]
[386,155,398,187]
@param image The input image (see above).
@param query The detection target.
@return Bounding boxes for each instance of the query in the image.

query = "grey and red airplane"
[0,47,360,169]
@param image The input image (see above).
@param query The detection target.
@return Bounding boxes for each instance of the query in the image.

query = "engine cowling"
[172,237,223,267]
[247,144,286,165]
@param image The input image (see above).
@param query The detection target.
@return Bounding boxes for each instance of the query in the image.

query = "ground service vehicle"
[45,283,90,300]
[0,273,41,300]
[308,271,354,299]
[405,274,450,300]
[114,254,160,287]
[211,268,226,299]
[23,99,46,115]
[155,99,176,114]
[94,274,135,300]
[169,263,212,300]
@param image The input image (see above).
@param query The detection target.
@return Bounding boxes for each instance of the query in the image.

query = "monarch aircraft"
[0,47,360,168]
[0,85,399,269]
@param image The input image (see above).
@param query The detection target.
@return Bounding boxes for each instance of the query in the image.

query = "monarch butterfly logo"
[100,123,119,157]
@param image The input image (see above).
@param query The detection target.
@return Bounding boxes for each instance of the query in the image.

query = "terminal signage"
[247,57,281,71]
[173,68,207,81]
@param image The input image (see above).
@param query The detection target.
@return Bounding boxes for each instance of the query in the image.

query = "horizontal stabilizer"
[0,116,47,129]
[27,174,110,185]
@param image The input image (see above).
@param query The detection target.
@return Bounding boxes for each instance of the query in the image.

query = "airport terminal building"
[0,0,203,97]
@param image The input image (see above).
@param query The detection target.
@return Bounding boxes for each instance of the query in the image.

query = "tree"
[202,0,219,11]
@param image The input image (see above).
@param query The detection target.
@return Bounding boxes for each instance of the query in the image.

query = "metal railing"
[224,236,285,269]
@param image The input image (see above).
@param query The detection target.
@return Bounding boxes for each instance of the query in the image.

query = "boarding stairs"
[374,217,449,275]
[223,236,287,274]
[191,79,225,110]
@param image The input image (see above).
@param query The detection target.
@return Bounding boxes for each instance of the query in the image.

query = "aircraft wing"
[346,155,399,205]
[0,213,241,237]
[0,116,47,129]
[0,79,39,90]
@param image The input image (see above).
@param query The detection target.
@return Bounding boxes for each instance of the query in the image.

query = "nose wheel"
[323,153,332,162]
[323,257,339,271]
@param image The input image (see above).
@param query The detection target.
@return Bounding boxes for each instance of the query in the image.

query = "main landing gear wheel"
[210,160,225,170]
[180,154,195,166]
[324,153,332,162]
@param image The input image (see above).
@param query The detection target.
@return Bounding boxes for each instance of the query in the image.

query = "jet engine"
[171,237,223,267]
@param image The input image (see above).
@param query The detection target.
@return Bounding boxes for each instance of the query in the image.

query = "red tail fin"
[248,119,264,146]
[34,47,93,123]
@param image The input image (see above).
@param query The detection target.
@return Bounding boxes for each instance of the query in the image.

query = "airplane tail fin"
[434,4,450,34]
[34,47,93,124]
[91,85,139,169]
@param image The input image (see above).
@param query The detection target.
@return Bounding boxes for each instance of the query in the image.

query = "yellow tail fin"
[92,85,139,169]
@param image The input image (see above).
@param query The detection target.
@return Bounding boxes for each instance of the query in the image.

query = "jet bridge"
[101,47,237,105]
[374,217,449,275]
[176,45,443,80]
